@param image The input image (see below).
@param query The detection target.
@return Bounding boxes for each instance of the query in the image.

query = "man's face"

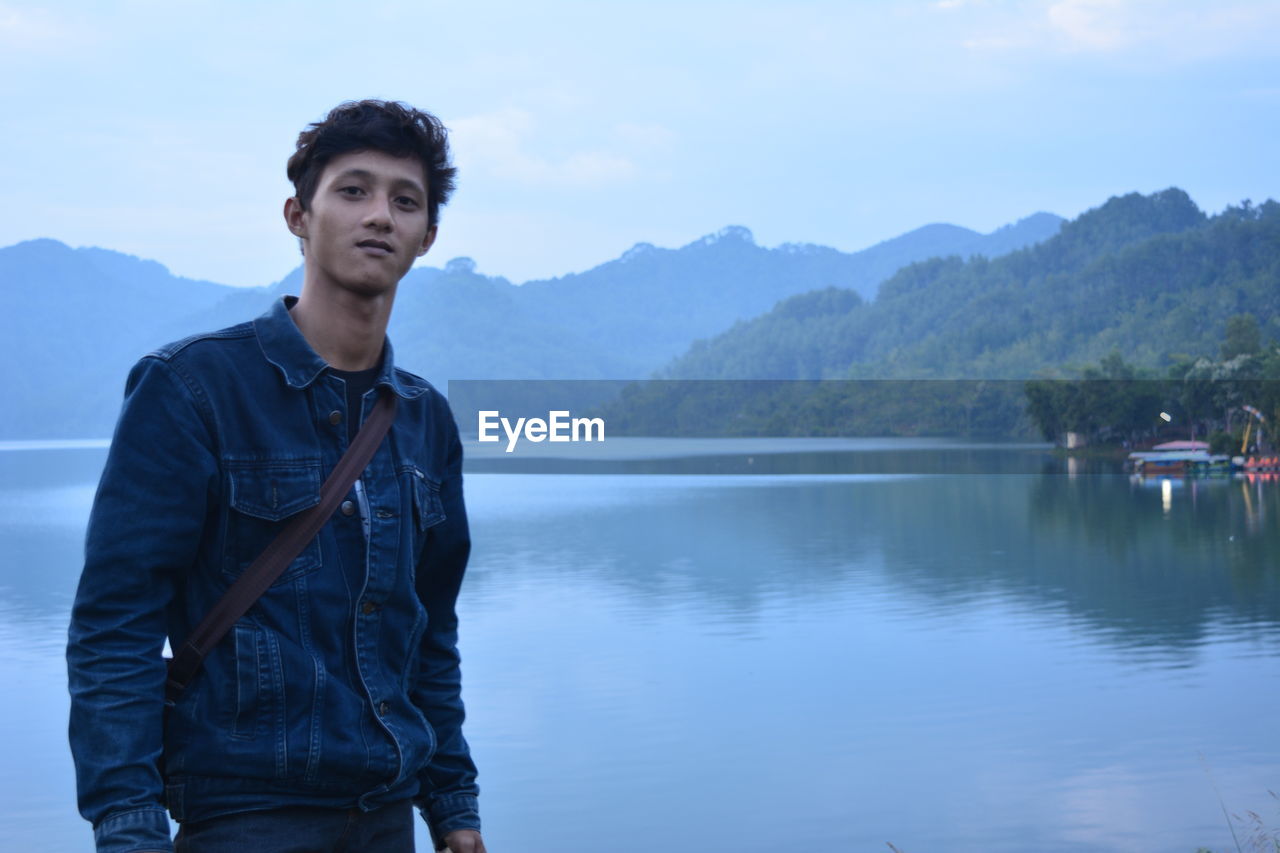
[285,149,437,298]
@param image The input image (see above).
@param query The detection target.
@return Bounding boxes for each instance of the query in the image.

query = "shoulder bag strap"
[165,388,398,704]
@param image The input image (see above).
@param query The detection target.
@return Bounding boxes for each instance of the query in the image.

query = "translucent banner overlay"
[446,379,1279,475]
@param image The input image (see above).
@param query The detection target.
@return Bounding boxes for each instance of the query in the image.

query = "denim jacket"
[67,296,480,853]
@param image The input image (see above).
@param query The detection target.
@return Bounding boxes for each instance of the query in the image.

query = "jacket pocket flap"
[228,461,322,521]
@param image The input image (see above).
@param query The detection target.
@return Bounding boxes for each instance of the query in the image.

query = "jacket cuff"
[425,793,481,850]
[93,807,174,853]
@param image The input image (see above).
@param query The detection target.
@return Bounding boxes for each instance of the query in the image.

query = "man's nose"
[363,194,394,229]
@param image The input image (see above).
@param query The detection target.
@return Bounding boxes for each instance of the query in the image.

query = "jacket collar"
[253,295,425,399]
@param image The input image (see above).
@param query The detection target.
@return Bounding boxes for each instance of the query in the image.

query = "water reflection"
[463,468,1280,664]
[4,444,1278,658]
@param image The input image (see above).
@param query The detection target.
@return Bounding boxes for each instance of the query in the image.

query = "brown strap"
[165,389,398,704]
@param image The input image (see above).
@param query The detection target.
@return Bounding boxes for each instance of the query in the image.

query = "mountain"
[387,259,638,384]
[0,240,235,439]
[0,211,1062,439]
[659,188,1278,381]
[505,214,1062,373]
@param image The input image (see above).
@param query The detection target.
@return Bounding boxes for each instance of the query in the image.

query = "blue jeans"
[173,801,415,852]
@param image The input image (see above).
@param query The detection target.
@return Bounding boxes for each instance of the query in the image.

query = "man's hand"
[443,828,487,852]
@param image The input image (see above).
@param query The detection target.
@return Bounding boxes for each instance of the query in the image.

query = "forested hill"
[661,189,1280,380]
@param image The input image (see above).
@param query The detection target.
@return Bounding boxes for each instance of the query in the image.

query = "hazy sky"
[2,0,1278,287]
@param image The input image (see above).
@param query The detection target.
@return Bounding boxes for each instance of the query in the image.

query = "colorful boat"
[1127,441,1232,478]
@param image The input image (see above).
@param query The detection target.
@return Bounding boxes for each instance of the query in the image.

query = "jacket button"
[378,701,389,716]
[340,500,356,516]
[328,410,342,425]
[361,600,378,615]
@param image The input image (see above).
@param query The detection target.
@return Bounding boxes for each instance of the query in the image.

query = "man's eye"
[397,197,420,208]
[339,186,363,196]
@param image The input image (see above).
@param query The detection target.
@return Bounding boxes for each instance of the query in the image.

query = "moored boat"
[1127,441,1233,478]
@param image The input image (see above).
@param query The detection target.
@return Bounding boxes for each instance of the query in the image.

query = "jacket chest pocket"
[223,459,323,584]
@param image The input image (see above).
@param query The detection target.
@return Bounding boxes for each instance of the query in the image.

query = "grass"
[1196,790,1280,852]
[1197,750,1280,853]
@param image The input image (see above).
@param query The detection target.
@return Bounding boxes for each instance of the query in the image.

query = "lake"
[2,439,1277,852]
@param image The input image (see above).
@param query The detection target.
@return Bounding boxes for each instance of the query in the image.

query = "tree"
[1222,313,1262,360]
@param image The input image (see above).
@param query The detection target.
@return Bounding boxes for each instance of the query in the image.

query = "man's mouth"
[357,239,394,255]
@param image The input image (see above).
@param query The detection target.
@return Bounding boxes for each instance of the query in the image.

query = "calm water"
[2,440,1278,852]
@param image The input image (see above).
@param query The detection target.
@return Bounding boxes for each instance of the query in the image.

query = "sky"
[1,0,1278,288]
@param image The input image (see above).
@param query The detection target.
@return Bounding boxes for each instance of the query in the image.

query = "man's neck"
[289,284,393,372]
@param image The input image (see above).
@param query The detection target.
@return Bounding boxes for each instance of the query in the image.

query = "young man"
[67,100,486,853]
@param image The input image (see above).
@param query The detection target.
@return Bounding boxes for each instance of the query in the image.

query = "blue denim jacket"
[67,296,480,853]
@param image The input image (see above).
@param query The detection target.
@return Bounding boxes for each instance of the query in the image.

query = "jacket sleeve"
[67,356,218,853]
[409,405,481,849]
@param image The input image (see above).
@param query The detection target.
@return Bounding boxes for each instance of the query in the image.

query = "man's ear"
[417,224,438,257]
[284,197,308,240]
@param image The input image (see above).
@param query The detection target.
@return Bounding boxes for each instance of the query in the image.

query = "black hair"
[287,99,457,226]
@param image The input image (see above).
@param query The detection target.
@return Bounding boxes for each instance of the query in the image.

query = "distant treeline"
[594,317,1280,445]
[593,379,1036,439]
[1025,314,1280,452]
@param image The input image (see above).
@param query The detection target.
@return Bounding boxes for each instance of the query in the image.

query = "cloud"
[1046,0,1131,51]
[955,0,1280,59]
[449,108,637,188]
[0,3,91,53]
